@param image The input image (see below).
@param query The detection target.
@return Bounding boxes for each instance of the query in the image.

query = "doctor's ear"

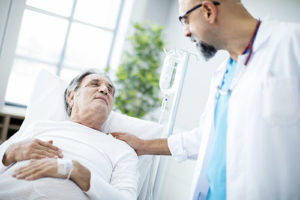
[202,1,218,24]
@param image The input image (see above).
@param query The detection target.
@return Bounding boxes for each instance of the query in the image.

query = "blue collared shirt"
[206,58,237,200]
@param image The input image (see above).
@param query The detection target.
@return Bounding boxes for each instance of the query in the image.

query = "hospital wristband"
[57,158,74,180]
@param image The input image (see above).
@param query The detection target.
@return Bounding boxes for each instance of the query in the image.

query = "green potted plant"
[114,21,165,118]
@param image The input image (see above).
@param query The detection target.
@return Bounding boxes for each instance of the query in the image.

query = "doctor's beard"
[191,35,217,61]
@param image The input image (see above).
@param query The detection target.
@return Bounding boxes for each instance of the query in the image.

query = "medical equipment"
[153,49,198,200]
[158,49,198,134]
[158,49,186,124]
[159,49,184,95]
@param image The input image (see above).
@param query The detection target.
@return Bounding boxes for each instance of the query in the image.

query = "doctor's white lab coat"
[168,20,300,200]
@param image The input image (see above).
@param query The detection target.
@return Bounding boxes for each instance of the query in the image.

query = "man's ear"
[68,91,75,108]
[202,1,218,24]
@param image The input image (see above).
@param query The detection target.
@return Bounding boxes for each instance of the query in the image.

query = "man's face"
[70,74,114,118]
[179,0,217,60]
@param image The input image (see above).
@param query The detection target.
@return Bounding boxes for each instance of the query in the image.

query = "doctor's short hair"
[64,69,115,117]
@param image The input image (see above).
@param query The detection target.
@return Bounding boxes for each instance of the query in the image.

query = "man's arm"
[138,138,171,155]
[112,127,203,162]
[71,160,91,191]
[0,129,24,171]
[111,132,171,156]
[13,154,138,200]
[12,158,91,191]
[86,149,139,200]
[2,139,63,166]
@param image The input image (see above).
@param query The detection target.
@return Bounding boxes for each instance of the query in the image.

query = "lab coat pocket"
[262,76,300,125]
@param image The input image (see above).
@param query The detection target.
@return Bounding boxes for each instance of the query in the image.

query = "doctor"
[112,0,300,199]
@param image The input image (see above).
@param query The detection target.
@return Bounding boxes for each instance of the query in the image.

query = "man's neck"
[70,112,107,131]
[223,16,257,61]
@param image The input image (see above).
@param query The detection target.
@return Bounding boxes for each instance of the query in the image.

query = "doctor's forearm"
[141,139,171,155]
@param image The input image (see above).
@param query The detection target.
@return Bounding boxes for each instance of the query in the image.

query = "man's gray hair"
[64,69,114,116]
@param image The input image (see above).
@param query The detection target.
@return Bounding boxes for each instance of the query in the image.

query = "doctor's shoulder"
[264,21,300,69]
[270,21,300,47]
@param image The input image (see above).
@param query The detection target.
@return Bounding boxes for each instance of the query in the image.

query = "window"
[5,0,129,106]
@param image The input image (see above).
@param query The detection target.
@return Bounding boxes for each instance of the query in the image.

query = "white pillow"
[20,70,69,131]
[20,69,163,197]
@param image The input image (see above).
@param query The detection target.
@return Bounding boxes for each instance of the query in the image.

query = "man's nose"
[183,25,192,37]
[98,85,108,95]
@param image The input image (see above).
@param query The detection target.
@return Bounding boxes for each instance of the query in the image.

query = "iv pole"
[152,51,190,200]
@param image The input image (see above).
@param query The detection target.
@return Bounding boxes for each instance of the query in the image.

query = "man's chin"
[93,103,109,114]
[196,41,217,61]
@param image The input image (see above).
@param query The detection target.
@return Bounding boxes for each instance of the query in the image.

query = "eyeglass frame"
[178,1,220,25]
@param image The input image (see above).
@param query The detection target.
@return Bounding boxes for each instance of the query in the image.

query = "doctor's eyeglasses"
[178,1,220,26]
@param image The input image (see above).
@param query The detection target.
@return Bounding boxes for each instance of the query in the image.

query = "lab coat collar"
[212,21,276,96]
[252,20,275,52]
[234,20,275,67]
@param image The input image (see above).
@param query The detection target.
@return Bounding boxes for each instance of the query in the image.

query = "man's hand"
[111,132,171,156]
[13,158,91,192]
[2,139,63,166]
[111,132,145,155]
[12,158,66,180]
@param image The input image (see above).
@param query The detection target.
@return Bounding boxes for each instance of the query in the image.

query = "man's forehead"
[179,0,200,13]
[82,74,111,85]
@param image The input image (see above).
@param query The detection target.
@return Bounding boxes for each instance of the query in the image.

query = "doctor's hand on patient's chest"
[2,139,63,166]
[111,132,171,156]
[111,132,145,155]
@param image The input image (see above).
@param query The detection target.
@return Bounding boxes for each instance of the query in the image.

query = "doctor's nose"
[183,25,192,38]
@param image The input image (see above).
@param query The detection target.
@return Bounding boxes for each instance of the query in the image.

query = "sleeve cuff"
[85,171,134,200]
[84,171,98,199]
[168,133,188,162]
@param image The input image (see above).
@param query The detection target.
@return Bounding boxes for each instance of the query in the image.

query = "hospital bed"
[0,70,164,200]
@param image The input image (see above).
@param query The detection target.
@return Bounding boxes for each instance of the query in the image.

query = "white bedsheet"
[0,120,138,200]
[0,160,88,200]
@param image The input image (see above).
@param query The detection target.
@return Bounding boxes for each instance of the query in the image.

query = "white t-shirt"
[0,120,138,200]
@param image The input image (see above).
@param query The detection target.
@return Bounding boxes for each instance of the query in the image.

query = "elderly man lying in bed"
[0,70,138,200]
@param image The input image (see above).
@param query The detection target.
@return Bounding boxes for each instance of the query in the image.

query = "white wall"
[244,0,300,23]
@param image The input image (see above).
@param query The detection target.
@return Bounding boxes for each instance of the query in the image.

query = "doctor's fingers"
[113,133,143,151]
[111,132,137,141]
[111,132,126,138]
[113,133,132,143]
